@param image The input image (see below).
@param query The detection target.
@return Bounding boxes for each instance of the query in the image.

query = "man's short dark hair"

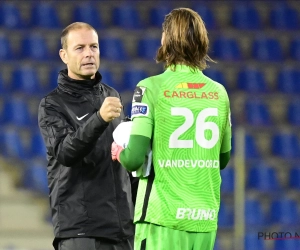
[61,22,98,50]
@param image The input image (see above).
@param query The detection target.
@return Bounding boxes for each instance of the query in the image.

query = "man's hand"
[111,142,124,162]
[99,97,122,122]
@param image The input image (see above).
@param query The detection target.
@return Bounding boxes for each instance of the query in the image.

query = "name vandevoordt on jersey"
[158,159,220,168]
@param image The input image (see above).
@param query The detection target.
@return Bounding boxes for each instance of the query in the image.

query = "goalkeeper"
[112,7,231,250]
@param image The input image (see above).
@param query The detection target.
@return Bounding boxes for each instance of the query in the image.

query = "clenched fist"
[99,97,123,122]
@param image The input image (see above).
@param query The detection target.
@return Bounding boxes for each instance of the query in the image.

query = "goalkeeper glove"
[111,142,124,162]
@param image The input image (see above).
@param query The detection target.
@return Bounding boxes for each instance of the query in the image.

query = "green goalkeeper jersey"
[123,65,231,232]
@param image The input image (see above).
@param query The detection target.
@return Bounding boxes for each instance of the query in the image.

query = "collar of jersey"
[166,65,203,74]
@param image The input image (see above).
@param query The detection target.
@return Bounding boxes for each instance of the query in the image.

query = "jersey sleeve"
[130,80,155,138]
[119,79,156,170]
[221,109,232,153]
[220,87,232,153]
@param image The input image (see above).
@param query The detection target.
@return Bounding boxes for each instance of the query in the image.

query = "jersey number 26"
[169,107,219,149]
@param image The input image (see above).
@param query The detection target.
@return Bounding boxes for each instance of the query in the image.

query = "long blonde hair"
[156,8,215,71]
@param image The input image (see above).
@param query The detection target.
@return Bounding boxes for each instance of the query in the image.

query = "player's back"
[135,65,230,232]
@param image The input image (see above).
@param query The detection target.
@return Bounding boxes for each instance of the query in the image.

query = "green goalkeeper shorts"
[134,222,217,250]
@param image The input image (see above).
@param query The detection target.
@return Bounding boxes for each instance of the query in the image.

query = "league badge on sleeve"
[131,103,149,118]
[132,86,146,103]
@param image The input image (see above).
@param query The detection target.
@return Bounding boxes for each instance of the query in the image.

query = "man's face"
[59,28,100,80]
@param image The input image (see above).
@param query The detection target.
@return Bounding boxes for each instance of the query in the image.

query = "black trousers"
[58,237,134,250]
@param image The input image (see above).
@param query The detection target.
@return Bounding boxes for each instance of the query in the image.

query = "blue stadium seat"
[247,162,280,192]
[270,198,300,226]
[0,3,24,29]
[0,73,7,95]
[212,37,242,61]
[272,132,300,159]
[100,68,116,89]
[221,167,234,193]
[274,238,300,250]
[22,160,48,195]
[122,68,148,90]
[231,134,261,159]
[270,3,299,30]
[245,99,272,126]
[193,5,217,29]
[21,33,51,60]
[245,198,268,227]
[289,166,300,190]
[1,96,33,126]
[0,34,14,60]
[112,5,142,29]
[287,100,300,125]
[48,66,62,92]
[100,37,128,61]
[245,233,267,250]
[245,134,261,158]
[30,2,61,28]
[149,5,172,28]
[218,202,233,228]
[72,3,103,29]
[124,102,132,118]
[30,131,47,159]
[0,128,27,159]
[252,37,283,61]
[100,68,126,93]
[137,37,161,60]
[277,67,300,93]
[203,69,227,89]
[290,37,300,61]
[231,4,261,30]
[237,68,268,92]
[11,66,42,94]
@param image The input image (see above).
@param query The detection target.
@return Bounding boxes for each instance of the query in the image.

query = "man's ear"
[59,49,68,64]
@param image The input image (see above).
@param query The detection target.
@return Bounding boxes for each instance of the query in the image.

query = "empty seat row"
[205,67,300,93]
[0,3,207,29]
[211,36,300,61]
[218,196,300,228]
[235,67,300,93]
[1,33,300,62]
[1,2,299,30]
[222,164,300,193]
[231,132,300,159]
[232,2,300,30]
[0,127,46,160]
[243,98,300,126]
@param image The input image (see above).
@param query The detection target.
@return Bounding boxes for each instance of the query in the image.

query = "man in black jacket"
[38,22,134,250]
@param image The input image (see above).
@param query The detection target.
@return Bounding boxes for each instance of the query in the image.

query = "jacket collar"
[57,69,102,95]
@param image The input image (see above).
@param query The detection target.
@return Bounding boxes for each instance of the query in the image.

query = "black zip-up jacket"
[38,70,134,249]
